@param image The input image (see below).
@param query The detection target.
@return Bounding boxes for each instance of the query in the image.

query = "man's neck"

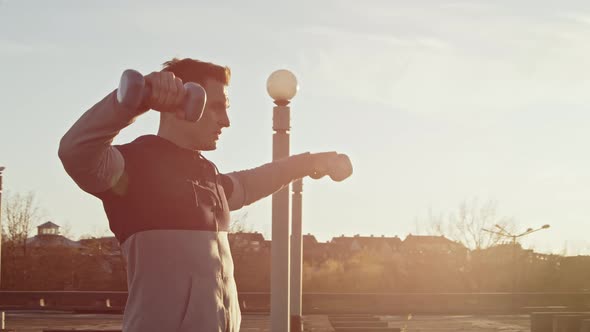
[156,128,197,152]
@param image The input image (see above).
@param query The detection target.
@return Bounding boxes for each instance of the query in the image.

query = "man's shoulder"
[115,135,158,155]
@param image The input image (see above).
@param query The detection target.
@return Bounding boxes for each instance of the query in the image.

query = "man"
[58,58,351,331]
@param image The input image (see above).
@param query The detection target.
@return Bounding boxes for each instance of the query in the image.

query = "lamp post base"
[291,314,302,332]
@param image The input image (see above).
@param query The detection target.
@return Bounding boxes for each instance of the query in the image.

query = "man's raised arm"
[58,90,147,194]
[58,70,187,194]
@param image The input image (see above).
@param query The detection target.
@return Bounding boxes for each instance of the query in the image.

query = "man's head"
[158,58,231,151]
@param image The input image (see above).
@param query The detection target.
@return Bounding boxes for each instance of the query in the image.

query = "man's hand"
[308,152,353,182]
[144,71,187,120]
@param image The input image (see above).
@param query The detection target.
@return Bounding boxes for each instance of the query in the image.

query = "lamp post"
[291,178,303,332]
[267,69,298,332]
[0,166,4,289]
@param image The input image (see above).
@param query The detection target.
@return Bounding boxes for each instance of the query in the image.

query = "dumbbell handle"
[116,69,207,122]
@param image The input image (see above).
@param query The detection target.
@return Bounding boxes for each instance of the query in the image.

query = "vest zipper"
[194,154,225,282]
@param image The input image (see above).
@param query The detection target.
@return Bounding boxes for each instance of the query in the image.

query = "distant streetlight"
[267,69,299,332]
[484,224,551,245]
[483,224,551,294]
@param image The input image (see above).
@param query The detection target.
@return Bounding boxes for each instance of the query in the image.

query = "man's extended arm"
[223,152,348,211]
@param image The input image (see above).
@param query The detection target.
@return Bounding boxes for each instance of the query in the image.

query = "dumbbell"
[331,154,353,181]
[116,69,207,122]
[311,154,353,182]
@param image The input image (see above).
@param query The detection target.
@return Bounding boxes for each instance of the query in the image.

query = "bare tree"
[1,191,43,289]
[229,212,253,233]
[2,191,42,256]
[421,198,515,250]
[59,221,75,240]
[79,225,112,240]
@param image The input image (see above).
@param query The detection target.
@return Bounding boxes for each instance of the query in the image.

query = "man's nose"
[218,112,230,128]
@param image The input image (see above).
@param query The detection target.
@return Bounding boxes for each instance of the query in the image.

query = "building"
[401,234,467,255]
[228,232,268,253]
[329,234,403,259]
[78,236,121,256]
[303,234,330,263]
[25,221,82,249]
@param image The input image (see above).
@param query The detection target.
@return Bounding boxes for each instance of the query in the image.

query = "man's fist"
[308,152,353,182]
[144,71,187,120]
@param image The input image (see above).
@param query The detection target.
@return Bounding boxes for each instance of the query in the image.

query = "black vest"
[94,135,233,244]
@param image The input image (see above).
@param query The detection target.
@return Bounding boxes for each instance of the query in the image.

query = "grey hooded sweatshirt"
[58,90,313,332]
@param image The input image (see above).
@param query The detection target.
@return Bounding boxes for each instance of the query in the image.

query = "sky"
[2,0,590,254]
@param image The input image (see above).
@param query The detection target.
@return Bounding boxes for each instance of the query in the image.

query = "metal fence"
[1,291,589,314]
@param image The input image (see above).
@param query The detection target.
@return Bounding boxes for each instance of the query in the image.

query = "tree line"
[2,192,588,293]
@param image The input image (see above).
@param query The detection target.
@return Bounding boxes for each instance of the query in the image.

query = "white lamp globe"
[266,69,298,102]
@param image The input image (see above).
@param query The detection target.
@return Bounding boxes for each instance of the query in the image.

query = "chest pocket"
[187,179,221,209]
[187,178,231,232]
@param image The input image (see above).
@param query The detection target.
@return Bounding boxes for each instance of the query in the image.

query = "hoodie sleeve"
[222,153,313,211]
[58,90,148,195]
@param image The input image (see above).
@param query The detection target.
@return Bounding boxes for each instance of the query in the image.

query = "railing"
[0,291,589,314]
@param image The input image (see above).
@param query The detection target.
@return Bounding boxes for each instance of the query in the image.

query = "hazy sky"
[2,0,590,254]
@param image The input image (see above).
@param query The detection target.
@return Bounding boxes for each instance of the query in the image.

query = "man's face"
[176,79,230,151]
